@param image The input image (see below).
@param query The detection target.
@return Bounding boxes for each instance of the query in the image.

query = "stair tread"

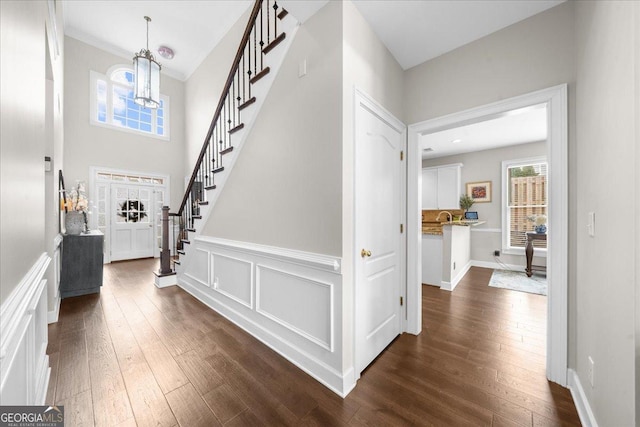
[177,250,185,255]
[185,228,196,232]
[238,97,256,111]
[205,185,217,190]
[181,240,190,244]
[229,123,244,134]
[192,216,202,220]
[174,260,181,265]
[277,9,288,20]
[212,167,225,174]
[199,201,209,205]
[220,147,234,155]
[250,67,270,84]
[263,33,286,55]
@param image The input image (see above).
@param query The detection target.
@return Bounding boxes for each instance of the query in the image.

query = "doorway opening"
[407,85,568,386]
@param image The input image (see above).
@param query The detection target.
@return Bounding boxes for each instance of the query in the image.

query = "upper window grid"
[91,68,169,140]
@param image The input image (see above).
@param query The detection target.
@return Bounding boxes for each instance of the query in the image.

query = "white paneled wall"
[177,237,351,396]
[0,254,51,405]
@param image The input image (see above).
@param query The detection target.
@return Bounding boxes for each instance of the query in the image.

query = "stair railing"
[167,0,286,267]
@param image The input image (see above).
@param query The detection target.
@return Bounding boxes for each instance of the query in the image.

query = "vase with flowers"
[527,214,547,234]
[63,181,89,235]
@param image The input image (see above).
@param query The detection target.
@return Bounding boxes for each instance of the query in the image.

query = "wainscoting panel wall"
[0,253,51,405]
[177,237,349,395]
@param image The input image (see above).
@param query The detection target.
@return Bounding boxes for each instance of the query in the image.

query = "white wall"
[574,2,637,425]
[200,1,343,256]
[63,37,185,211]
[0,0,48,303]
[404,0,577,364]
[422,141,547,266]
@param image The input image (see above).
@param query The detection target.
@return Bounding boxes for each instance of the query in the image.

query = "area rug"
[488,269,547,296]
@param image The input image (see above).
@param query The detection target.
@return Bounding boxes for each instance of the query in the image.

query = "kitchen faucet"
[436,211,453,222]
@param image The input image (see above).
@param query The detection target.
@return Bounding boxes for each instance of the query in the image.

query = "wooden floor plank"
[46,260,580,427]
[165,383,221,427]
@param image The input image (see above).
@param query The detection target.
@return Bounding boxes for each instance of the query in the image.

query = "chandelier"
[133,16,161,109]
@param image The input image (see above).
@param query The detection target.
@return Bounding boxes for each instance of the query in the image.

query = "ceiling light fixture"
[158,45,174,60]
[133,16,161,109]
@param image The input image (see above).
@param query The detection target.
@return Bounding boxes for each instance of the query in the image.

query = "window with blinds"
[504,158,548,250]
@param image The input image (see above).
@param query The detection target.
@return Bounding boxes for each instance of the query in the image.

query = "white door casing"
[110,184,154,261]
[354,89,406,375]
[406,84,568,386]
[90,167,170,263]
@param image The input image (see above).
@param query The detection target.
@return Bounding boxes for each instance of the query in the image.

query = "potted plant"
[459,194,475,213]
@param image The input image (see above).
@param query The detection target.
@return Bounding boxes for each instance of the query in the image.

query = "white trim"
[422,162,464,171]
[177,237,348,396]
[154,271,177,288]
[471,260,526,272]
[568,369,599,427]
[501,156,548,253]
[89,166,170,263]
[0,253,51,405]
[47,234,63,324]
[407,84,568,386]
[470,228,502,233]
[440,260,472,291]
[89,68,171,141]
[195,236,341,273]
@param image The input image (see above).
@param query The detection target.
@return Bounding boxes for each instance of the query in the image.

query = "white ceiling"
[420,104,548,159]
[62,1,252,81]
[62,0,565,81]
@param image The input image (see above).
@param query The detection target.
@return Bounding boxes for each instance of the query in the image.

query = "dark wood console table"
[525,232,547,277]
[60,230,104,298]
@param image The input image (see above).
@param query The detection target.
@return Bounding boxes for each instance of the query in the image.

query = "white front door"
[355,92,405,374]
[111,184,154,261]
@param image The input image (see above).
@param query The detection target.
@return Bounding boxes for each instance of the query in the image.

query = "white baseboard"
[441,260,472,291]
[568,369,598,427]
[0,253,51,405]
[154,271,177,288]
[47,294,60,324]
[471,260,525,271]
[178,237,352,396]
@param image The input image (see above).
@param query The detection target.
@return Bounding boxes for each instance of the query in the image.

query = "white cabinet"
[422,163,462,209]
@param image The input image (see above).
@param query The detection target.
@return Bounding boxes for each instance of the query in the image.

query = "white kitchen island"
[422,221,486,291]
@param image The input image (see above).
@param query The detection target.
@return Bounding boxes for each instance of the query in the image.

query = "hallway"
[46,260,580,426]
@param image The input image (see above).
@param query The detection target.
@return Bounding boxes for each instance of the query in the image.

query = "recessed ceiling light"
[158,45,175,60]
[451,139,462,144]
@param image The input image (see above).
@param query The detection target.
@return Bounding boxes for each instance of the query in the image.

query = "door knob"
[361,249,372,258]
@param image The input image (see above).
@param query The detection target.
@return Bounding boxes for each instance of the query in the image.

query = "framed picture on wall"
[466,181,492,203]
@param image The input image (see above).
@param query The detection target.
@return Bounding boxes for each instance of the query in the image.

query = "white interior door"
[111,184,154,261]
[355,93,405,374]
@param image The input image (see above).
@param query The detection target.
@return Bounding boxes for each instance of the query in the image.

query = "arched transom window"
[90,66,170,140]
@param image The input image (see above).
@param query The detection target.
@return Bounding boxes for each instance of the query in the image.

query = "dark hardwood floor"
[46,260,581,426]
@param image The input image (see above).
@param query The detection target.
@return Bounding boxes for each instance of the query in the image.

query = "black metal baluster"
[274,1,278,38]
[260,6,264,69]
[267,0,270,44]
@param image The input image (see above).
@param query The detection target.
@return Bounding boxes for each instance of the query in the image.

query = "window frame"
[501,156,548,255]
[89,67,170,141]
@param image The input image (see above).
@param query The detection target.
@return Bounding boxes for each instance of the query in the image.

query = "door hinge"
[400,224,404,233]
[400,296,404,306]
[400,151,404,161]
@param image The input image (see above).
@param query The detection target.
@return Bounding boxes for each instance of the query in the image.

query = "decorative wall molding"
[470,228,502,233]
[0,253,51,405]
[195,236,341,273]
[568,369,599,427]
[48,234,63,324]
[178,238,350,396]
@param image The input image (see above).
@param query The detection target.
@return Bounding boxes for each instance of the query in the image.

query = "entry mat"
[488,269,547,296]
